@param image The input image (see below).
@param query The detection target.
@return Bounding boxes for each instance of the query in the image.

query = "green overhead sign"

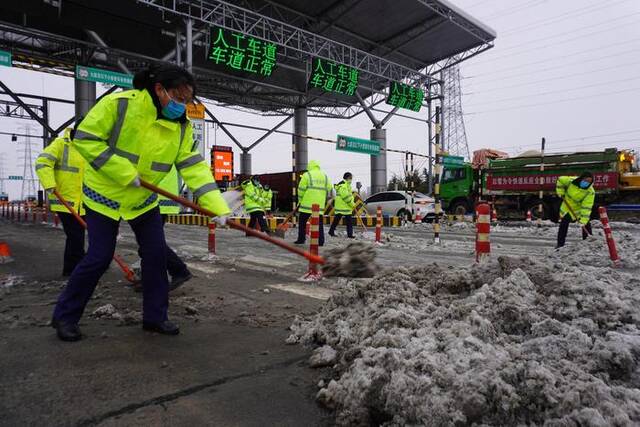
[208,27,278,77]
[386,81,424,112]
[442,155,465,168]
[76,65,133,87]
[8,175,23,180]
[336,135,380,156]
[309,58,359,96]
[0,50,11,67]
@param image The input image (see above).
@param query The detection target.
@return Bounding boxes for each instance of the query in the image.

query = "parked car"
[363,191,437,222]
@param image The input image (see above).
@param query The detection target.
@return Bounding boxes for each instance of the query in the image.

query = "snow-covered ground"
[288,222,640,425]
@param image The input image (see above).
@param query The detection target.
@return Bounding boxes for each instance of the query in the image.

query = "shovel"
[562,197,593,238]
[139,180,325,265]
[274,205,298,238]
[52,190,139,283]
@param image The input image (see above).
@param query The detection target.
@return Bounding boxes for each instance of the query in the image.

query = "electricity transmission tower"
[18,125,39,200]
[442,65,470,160]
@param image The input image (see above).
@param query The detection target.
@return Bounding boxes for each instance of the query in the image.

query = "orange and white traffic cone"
[526,210,532,222]
[0,241,14,264]
[302,204,322,281]
[491,206,498,223]
[413,210,422,224]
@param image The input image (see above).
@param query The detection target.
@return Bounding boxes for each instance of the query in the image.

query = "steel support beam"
[85,30,131,74]
[293,107,308,172]
[240,151,252,176]
[246,115,293,151]
[370,128,387,195]
[74,78,96,119]
[356,92,381,128]
[0,80,55,134]
[185,19,193,73]
[202,105,244,151]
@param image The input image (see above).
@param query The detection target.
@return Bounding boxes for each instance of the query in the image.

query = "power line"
[464,86,640,115]
[490,137,640,153]
[464,38,640,79]
[463,59,640,93]
[465,75,640,108]
[480,0,547,20]
[501,0,631,36]
[465,13,640,67]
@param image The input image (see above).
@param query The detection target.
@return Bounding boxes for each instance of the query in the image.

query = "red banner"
[486,172,618,191]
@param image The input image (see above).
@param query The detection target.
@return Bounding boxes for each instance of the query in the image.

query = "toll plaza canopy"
[0,0,495,118]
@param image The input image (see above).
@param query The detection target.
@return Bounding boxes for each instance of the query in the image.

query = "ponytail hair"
[133,64,197,97]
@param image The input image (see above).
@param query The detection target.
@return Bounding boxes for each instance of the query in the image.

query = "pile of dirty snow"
[322,242,378,278]
[288,234,640,425]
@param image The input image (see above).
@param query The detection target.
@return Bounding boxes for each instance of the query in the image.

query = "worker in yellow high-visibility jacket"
[555,172,595,248]
[35,128,86,276]
[294,160,332,246]
[51,65,230,342]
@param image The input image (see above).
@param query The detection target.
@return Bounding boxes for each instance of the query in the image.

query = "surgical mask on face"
[161,88,186,120]
[579,180,590,189]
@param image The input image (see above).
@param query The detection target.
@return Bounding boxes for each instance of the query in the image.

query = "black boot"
[143,320,180,335]
[169,271,193,292]
[52,319,82,342]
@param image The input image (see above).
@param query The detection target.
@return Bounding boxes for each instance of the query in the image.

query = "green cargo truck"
[440,149,640,221]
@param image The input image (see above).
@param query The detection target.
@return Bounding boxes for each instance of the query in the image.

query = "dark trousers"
[53,207,169,325]
[248,211,269,234]
[162,215,189,278]
[57,212,86,276]
[297,212,325,246]
[329,214,353,237]
[557,213,592,248]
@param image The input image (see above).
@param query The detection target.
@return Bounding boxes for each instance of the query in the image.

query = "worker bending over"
[556,172,595,248]
[242,176,269,234]
[294,160,332,246]
[35,128,86,277]
[51,65,230,341]
[329,172,355,239]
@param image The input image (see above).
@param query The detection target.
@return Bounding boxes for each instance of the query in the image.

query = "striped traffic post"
[23,203,28,222]
[526,210,532,222]
[10,204,14,221]
[476,203,491,262]
[208,221,216,255]
[42,204,48,223]
[303,203,322,281]
[598,207,620,266]
[53,213,60,228]
[32,206,37,224]
[375,205,383,244]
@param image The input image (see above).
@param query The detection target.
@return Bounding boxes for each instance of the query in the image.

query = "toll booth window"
[443,168,466,182]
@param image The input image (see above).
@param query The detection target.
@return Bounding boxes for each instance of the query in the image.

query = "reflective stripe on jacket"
[73,89,230,220]
[334,180,354,215]
[35,129,85,215]
[262,189,273,211]
[241,180,264,213]
[298,160,332,214]
[556,176,595,225]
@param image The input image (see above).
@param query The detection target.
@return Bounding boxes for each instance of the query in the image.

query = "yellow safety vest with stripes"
[158,166,181,215]
[262,189,273,211]
[35,128,85,215]
[334,180,354,215]
[73,89,230,221]
[241,180,264,214]
[297,160,332,214]
[555,176,595,225]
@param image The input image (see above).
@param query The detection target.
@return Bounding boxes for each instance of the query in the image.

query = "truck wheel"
[528,201,551,221]
[450,200,470,216]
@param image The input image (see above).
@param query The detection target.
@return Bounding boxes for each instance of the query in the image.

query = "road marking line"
[240,255,296,268]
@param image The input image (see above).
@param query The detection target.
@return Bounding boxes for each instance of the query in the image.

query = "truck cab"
[440,163,476,215]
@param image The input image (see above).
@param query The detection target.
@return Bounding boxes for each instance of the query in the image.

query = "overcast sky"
[1,0,639,199]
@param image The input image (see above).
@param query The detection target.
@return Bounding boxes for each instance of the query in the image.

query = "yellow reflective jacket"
[35,128,85,215]
[241,180,264,213]
[556,176,595,224]
[73,89,229,220]
[298,160,332,214]
[158,166,181,215]
[334,180,354,215]
[262,189,273,211]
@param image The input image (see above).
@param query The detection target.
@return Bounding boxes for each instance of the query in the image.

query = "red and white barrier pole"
[10,204,14,221]
[53,213,60,228]
[208,221,216,255]
[303,203,322,281]
[526,210,532,222]
[32,207,37,224]
[491,205,498,223]
[42,204,48,223]
[375,205,383,244]
[598,206,621,266]
[476,203,491,262]
[23,203,28,222]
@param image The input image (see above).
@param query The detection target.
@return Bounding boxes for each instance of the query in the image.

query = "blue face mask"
[161,89,186,120]
[579,180,590,189]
